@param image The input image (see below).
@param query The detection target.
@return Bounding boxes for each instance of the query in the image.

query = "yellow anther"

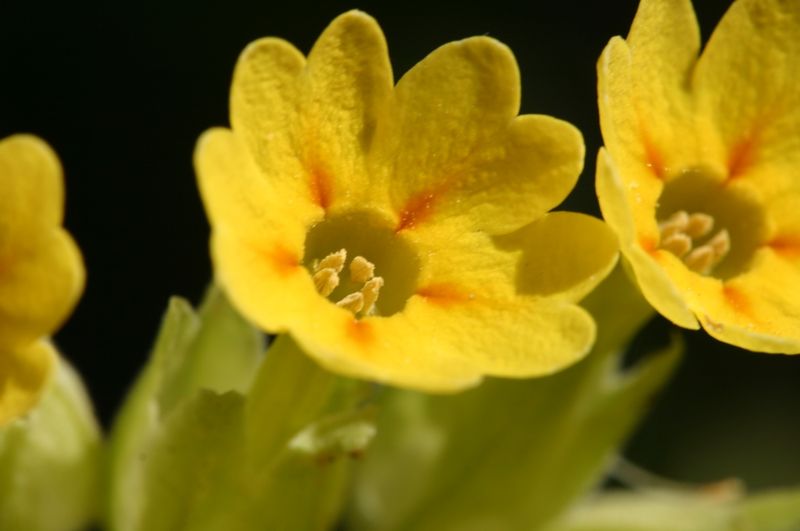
[350,256,375,284]
[661,233,692,258]
[336,292,364,313]
[659,211,689,239]
[685,246,715,274]
[313,268,340,297]
[361,276,384,315]
[317,249,347,273]
[686,213,714,239]
[708,229,730,258]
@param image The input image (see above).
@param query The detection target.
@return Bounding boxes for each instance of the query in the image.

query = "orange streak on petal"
[416,283,474,308]
[767,236,800,260]
[265,244,300,277]
[722,284,752,320]
[726,133,758,182]
[395,185,447,232]
[639,126,666,180]
[346,319,374,348]
[639,236,658,255]
[309,165,333,211]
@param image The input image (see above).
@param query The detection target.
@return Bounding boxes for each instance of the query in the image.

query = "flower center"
[303,211,419,317]
[655,169,767,279]
[657,211,730,275]
[311,249,385,317]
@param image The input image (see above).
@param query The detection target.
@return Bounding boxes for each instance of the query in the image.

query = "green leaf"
[348,266,681,531]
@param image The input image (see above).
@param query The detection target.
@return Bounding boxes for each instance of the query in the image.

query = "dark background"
[2,0,798,490]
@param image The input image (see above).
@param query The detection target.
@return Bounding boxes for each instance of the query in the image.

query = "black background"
[2,0,798,489]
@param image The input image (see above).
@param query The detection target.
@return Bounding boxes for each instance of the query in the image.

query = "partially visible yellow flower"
[597,0,800,353]
[0,135,85,423]
[196,11,618,391]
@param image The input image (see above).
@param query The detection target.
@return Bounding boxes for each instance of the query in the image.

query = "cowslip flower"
[0,134,85,423]
[196,11,618,391]
[597,0,800,352]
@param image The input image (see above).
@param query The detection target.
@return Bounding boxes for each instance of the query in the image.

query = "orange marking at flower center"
[347,319,374,347]
[396,186,447,232]
[309,165,333,210]
[265,244,299,276]
[638,124,665,180]
[639,236,658,255]
[416,283,473,308]
[722,284,751,318]
[767,236,800,260]
[726,134,758,182]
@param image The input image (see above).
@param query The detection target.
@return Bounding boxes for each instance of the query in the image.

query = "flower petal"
[662,249,800,353]
[0,135,64,245]
[403,295,597,379]
[694,0,800,194]
[374,37,567,233]
[194,127,317,243]
[596,149,698,329]
[301,11,394,211]
[598,0,698,181]
[501,211,619,302]
[0,229,85,350]
[0,340,55,425]
[229,36,313,209]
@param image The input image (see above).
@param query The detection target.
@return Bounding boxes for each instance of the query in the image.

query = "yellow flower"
[0,134,85,423]
[196,11,618,391]
[597,0,800,352]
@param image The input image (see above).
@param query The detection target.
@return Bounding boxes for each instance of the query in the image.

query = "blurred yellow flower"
[196,11,617,391]
[0,134,85,423]
[597,0,800,353]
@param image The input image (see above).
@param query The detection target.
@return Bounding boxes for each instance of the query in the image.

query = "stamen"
[317,249,347,273]
[708,229,730,257]
[658,210,731,276]
[337,292,364,313]
[350,256,375,284]
[313,268,340,297]
[685,246,715,275]
[686,213,714,239]
[659,211,689,239]
[310,249,384,317]
[685,230,730,275]
[361,277,384,315]
[661,233,692,258]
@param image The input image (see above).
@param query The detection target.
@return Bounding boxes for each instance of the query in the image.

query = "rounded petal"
[502,211,619,302]
[694,0,800,194]
[301,10,394,210]
[0,135,64,246]
[596,149,698,329]
[0,229,85,350]
[373,37,550,232]
[0,340,56,425]
[229,36,314,209]
[194,127,317,243]
[661,249,800,353]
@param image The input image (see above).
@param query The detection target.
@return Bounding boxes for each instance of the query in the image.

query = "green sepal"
[107,286,374,531]
[547,486,800,531]
[348,266,681,530]
[0,354,102,531]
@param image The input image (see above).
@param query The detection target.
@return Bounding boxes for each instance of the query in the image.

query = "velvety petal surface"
[596,150,698,329]
[693,0,800,197]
